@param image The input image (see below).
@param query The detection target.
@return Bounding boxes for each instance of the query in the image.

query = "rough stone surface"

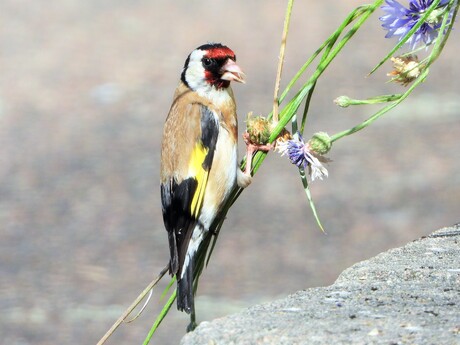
[181,225,460,345]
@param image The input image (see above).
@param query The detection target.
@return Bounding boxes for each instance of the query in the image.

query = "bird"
[160,43,252,330]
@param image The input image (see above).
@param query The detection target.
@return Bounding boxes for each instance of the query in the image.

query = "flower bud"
[334,95,352,108]
[308,132,332,155]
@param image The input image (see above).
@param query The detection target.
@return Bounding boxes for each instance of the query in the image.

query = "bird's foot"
[237,168,252,188]
[242,132,274,176]
[186,311,197,332]
[186,320,197,333]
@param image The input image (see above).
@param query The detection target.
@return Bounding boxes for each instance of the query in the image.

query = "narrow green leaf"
[269,2,381,146]
[291,114,298,133]
[300,81,317,135]
[160,276,176,301]
[143,289,177,345]
[299,168,325,233]
[278,5,373,106]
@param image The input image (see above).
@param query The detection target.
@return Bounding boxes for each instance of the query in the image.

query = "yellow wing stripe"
[189,142,209,218]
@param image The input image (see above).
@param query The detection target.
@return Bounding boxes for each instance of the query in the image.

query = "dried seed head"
[246,114,271,145]
[388,55,423,86]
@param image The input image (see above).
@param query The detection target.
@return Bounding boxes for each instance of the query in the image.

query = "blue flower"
[277,133,329,181]
[380,0,451,49]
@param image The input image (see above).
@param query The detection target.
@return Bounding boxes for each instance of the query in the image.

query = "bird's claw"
[242,132,274,176]
[186,320,197,333]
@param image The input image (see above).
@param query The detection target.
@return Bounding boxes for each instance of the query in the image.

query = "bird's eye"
[202,58,213,67]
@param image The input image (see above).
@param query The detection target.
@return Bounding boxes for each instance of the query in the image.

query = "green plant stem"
[330,68,429,142]
[272,2,382,141]
[247,2,382,176]
[300,81,316,134]
[427,0,459,65]
[277,5,372,107]
[143,289,177,345]
[231,3,383,234]
[243,3,379,177]
[337,94,403,107]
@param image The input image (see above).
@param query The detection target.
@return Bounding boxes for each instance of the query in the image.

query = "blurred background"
[1,1,459,344]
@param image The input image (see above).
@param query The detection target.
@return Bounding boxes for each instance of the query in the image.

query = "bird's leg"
[244,141,256,176]
[242,132,273,175]
[186,309,197,332]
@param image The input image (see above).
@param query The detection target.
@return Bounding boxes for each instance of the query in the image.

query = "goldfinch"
[160,43,251,326]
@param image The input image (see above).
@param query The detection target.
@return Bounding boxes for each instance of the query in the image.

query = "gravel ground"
[1,1,459,344]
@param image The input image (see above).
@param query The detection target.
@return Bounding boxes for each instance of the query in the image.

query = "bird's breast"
[198,123,238,229]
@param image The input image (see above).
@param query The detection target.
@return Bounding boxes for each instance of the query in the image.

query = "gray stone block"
[181,225,460,345]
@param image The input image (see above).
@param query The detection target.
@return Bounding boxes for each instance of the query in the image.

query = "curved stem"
[97,265,168,345]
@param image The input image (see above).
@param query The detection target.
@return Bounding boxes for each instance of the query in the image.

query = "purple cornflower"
[277,133,328,181]
[380,0,451,49]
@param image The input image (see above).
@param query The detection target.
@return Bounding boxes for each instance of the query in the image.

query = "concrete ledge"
[181,225,460,345]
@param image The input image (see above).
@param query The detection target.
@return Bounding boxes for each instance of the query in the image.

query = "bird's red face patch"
[203,70,230,89]
[204,46,236,61]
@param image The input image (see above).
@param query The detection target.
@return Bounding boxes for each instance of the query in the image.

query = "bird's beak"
[220,59,246,84]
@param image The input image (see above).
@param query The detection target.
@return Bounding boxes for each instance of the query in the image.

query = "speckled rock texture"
[181,225,460,345]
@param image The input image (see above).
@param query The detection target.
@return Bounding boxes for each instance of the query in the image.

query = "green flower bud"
[308,132,332,155]
[334,96,352,108]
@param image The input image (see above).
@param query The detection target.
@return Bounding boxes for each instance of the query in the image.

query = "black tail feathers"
[177,259,194,314]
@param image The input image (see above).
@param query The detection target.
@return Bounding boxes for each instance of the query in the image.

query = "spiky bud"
[246,114,271,145]
[388,55,423,86]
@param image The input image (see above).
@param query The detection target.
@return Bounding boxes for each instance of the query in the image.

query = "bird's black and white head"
[181,43,245,95]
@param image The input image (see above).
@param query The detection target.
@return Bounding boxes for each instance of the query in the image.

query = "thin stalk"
[277,5,372,107]
[246,2,384,178]
[330,68,429,142]
[269,2,382,145]
[273,0,295,122]
[97,266,168,345]
[335,94,403,107]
